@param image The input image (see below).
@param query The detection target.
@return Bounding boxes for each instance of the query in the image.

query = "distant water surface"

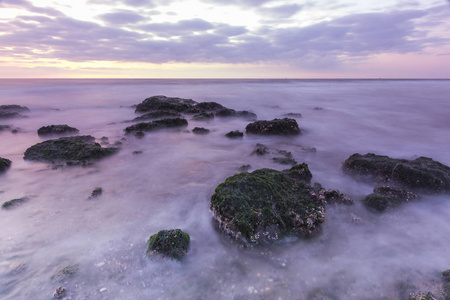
[0,79,449,299]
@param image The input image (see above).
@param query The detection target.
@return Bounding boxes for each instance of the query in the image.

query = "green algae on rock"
[211,166,324,245]
[124,118,188,133]
[0,157,12,173]
[146,229,190,260]
[23,136,118,164]
[245,118,301,135]
[343,153,450,194]
[363,186,418,212]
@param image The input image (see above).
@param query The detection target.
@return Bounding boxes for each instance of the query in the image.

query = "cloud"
[140,18,214,37]
[257,4,303,18]
[99,10,147,24]
[88,0,175,7]
[0,0,63,17]
[200,0,275,7]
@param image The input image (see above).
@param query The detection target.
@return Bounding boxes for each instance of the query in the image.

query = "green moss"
[146,229,190,260]
[363,186,418,212]
[211,167,324,245]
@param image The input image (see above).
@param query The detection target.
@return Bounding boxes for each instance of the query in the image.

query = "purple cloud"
[99,10,147,24]
[258,4,303,18]
[140,19,214,37]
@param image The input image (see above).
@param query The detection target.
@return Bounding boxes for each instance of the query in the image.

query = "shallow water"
[0,79,449,299]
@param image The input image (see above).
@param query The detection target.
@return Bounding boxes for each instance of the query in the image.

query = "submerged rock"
[225,130,243,138]
[2,197,28,209]
[131,110,181,122]
[192,112,214,121]
[194,102,225,111]
[24,135,118,164]
[146,229,190,260]
[408,292,436,300]
[124,118,188,133]
[37,125,79,136]
[281,163,312,184]
[238,165,251,172]
[283,113,302,118]
[192,127,210,135]
[215,108,257,120]
[343,153,450,194]
[0,105,29,119]
[245,118,301,135]
[273,157,297,165]
[363,186,418,212]
[0,157,12,173]
[211,166,324,245]
[135,95,196,113]
[90,187,103,198]
[54,287,66,299]
[252,143,269,156]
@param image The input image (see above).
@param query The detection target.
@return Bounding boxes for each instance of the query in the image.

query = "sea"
[0,79,449,299]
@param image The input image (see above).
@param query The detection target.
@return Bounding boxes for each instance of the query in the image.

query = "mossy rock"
[282,163,312,184]
[192,112,214,121]
[363,186,418,212]
[146,229,190,260]
[0,157,12,173]
[131,110,181,122]
[124,118,188,133]
[23,136,118,163]
[2,197,28,209]
[225,130,243,138]
[37,125,79,136]
[245,118,301,135]
[408,292,436,300]
[135,95,196,113]
[211,166,324,245]
[343,153,450,194]
[90,187,103,198]
[194,102,225,111]
[215,108,257,120]
[192,127,210,135]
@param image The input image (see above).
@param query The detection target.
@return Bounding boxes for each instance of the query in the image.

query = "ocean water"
[0,79,449,299]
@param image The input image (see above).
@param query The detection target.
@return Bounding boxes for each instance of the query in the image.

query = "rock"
[0,105,29,119]
[51,265,79,281]
[135,131,145,138]
[408,292,436,300]
[442,270,450,300]
[273,157,297,165]
[245,118,301,135]
[192,127,210,135]
[37,125,79,136]
[343,153,450,194]
[251,143,269,156]
[53,287,66,299]
[363,186,418,212]
[0,125,11,132]
[282,163,312,184]
[211,167,325,245]
[124,118,188,133]
[238,165,251,172]
[225,130,243,138]
[215,108,257,120]
[2,197,28,209]
[194,102,225,111]
[192,112,214,121]
[283,113,302,118]
[23,136,118,164]
[135,95,196,113]
[311,187,353,205]
[146,229,190,260]
[133,150,143,155]
[131,110,181,122]
[443,270,450,282]
[0,157,12,173]
[90,187,103,198]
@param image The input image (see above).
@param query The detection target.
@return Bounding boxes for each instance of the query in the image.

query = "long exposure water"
[0,79,449,299]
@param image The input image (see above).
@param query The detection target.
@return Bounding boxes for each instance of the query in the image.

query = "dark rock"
[343,153,450,194]
[0,105,29,119]
[252,143,269,156]
[0,125,11,131]
[215,108,257,120]
[283,113,302,118]
[51,265,79,281]
[245,118,301,135]
[135,131,145,138]
[131,110,181,122]
[90,187,103,198]
[311,188,353,205]
[135,95,196,113]
[37,125,79,136]
[442,270,450,300]
[238,165,251,172]
[192,112,214,121]
[282,163,312,184]
[192,127,210,135]
[2,197,28,209]
[54,287,66,299]
[124,118,188,133]
[273,157,297,165]
[363,186,418,212]
[194,102,225,111]
[0,111,22,119]
[184,106,204,114]
[408,292,436,300]
[225,130,243,138]
[211,167,325,245]
[0,157,12,173]
[23,136,118,164]
[443,270,450,282]
[133,150,143,155]
[146,229,190,260]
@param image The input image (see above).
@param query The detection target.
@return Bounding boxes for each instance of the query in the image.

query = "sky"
[0,0,449,78]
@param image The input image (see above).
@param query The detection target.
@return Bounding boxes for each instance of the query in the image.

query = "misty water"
[0,79,449,299]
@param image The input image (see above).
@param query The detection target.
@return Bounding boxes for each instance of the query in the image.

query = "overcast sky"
[0,0,449,78]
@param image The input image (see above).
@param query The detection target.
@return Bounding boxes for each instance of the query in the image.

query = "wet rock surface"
[192,112,214,121]
[124,118,188,133]
[131,110,181,122]
[146,229,190,260]
[225,130,243,138]
[37,124,79,136]
[215,108,257,120]
[23,135,118,164]
[343,153,450,194]
[192,127,210,135]
[135,95,197,113]
[0,157,12,173]
[211,166,324,245]
[245,118,301,135]
[363,186,418,212]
